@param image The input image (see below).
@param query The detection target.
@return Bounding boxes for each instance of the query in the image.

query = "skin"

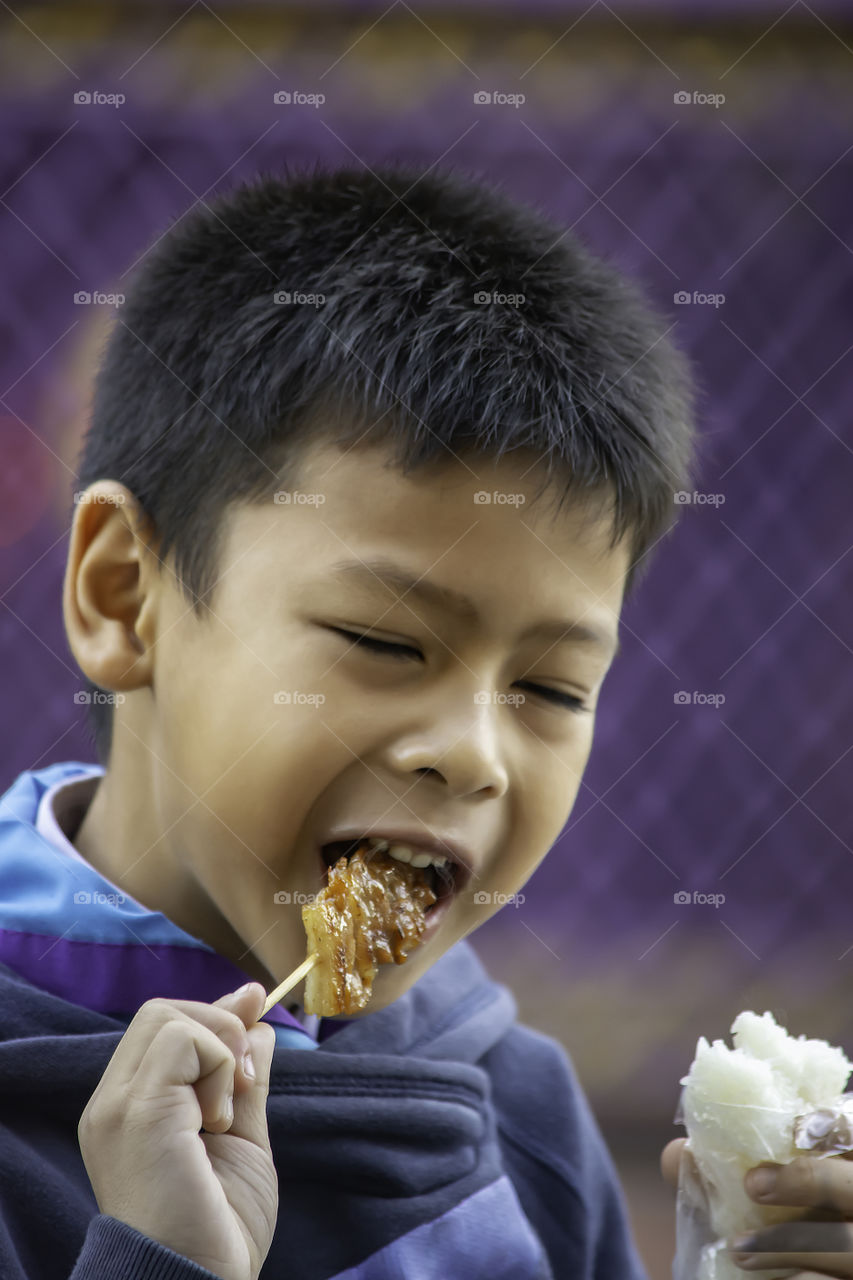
[662,1137,853,1275]
[64,434,627,1013]
[77,983,279,1280]
[66,432,853,1274]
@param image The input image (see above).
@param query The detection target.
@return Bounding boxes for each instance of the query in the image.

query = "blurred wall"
[1,6,852,1276]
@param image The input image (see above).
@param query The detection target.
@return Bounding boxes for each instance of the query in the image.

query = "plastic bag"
[671,1087,853,1280]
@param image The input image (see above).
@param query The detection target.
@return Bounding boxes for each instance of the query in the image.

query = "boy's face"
[67,436,629,1015]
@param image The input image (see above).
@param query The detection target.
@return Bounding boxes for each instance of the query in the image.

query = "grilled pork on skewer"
[260,840,439,1019]
[303,842,437,1016]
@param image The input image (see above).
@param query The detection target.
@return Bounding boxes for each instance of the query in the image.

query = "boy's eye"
[330,627,421,660]
[517,683,589,714]
[329,628,590,714]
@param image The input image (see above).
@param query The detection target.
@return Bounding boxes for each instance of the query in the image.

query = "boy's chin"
[333,969,412,1018]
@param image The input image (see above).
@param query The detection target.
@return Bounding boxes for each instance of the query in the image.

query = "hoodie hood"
[0,943,539,1280]
[0,761,517,1061]
[0,763,651,1280]
[0,764,544,1280]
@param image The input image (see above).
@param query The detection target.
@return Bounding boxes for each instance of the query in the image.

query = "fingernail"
[242,1050,256,1080]
[745,1167,776,1198]
[731,1235,756,1251]
[233,982,255,998]
[223,1094,234,1125]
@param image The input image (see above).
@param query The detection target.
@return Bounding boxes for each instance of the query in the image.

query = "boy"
[1,163,696,1279]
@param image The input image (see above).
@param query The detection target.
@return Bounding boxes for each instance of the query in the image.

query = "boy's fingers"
[212,982,267,1031]
[97,992,260,1092]
[661,1137,687,1188]
[128,1018,236,1134]
[226,1021,277,1149]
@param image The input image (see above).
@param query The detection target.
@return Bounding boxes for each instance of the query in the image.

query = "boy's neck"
[73,766,278,994]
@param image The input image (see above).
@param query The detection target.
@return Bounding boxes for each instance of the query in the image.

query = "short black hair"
[72,161,699,767]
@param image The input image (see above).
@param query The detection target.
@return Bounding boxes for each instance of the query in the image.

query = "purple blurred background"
[1,5,852,1275]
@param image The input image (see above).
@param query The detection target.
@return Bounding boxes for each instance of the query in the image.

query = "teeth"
[386,843,448,870]
[387,844,413,863]
[324,835,451,871]
[335,835,451,872]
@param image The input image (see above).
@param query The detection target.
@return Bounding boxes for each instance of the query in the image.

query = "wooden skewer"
[260,952,319,1017]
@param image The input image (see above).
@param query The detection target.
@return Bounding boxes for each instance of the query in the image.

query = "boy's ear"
[63,480,163,694]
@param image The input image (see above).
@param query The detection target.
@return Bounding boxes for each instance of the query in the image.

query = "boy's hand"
[661,1137,853,1277]
[78,982,278,1280]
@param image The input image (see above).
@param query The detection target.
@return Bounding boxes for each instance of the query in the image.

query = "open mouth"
[319,839,459,909]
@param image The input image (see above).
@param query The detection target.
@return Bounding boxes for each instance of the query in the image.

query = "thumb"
[230,1018,276,1149]
[661,1137,687,1189]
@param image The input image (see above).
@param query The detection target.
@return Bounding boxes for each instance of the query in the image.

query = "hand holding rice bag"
[673,1010,853,1280]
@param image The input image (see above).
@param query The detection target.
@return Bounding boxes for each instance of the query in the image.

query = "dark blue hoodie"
[0,763,651,1279]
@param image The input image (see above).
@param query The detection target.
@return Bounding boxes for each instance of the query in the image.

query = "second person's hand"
[662,1137,853,1278]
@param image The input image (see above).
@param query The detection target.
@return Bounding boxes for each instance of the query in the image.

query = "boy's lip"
[417,888,457,942]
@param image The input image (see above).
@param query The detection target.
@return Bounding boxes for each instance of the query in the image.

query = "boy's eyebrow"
[326,557,621,658]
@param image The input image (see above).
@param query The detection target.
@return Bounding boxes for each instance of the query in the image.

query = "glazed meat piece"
[302,842,436,1016]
